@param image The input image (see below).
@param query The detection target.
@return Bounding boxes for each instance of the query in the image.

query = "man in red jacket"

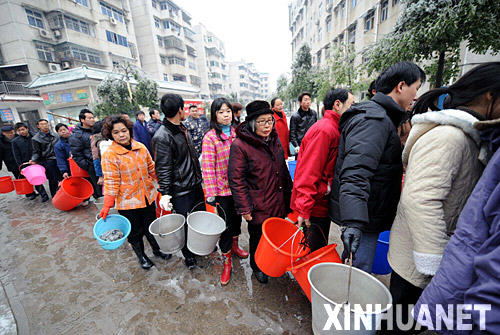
[291,88,354,251]
[271,97,290,159]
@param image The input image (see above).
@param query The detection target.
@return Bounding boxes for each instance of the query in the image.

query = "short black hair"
[79,108,93,122]
[37,119,48,125]
[323,89,350,110]
[14,122,28,130]
[160,93,184,118]
[189,104,197,109]
[135,111,145,118]
[270,97,281,108]
[149,109,158,118]
[375,61,426,94]
[55,123,68,132]
[102,116,134,141]
[298,92,311,102]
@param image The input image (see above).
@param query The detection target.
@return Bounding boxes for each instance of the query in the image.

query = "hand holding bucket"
[19,162,46,185]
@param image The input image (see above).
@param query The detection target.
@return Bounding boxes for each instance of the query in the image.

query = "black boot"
[27,192,38,200]
[37,186,49,202]
[131,241,154,270]
[254,270,269,284]
[145,233,172,260]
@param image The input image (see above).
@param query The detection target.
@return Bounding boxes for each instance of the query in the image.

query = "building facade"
[228,61,266,105]
[194,24,229,100]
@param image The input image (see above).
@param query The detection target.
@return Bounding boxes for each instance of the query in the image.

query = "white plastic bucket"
[308,263,392,334]
[186,211,226,256]
[149,213,186,254]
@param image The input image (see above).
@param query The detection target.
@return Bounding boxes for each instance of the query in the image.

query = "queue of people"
[1,60,499,333]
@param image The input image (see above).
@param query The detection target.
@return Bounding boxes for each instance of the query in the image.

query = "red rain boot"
[220,251,232,285]
[232,236,249,259]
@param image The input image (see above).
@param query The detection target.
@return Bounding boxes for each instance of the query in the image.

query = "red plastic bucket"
[52,177,93,211]
[0,176,14,193]
[68,157,89,178]
[255,218,310,277]
[286,244,342,301]
[13,178,34,195]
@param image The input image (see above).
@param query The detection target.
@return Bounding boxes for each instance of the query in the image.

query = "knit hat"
[245,100,272,121]
[1,125,14,132]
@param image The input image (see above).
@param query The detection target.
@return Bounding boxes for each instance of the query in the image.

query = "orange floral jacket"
[102,140,157,210]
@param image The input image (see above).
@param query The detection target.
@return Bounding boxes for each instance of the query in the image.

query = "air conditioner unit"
[62,61,71,69]
[53,29,62,39]
[109,17,117,25]
[39,29,50,39]
[48,63,61,72]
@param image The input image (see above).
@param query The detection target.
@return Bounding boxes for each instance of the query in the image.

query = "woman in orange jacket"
[99,115,171,269]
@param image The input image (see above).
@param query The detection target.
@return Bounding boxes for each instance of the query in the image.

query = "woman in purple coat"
[228,100,293,284]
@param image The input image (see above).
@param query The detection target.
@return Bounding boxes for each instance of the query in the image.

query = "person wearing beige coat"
[388,109,485,290]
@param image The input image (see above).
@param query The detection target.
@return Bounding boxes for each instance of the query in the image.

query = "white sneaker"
[80,200,90,207]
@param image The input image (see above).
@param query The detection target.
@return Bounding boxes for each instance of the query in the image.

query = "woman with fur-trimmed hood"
[387,62,500,330]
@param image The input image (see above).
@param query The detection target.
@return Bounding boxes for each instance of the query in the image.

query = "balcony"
[0,81,40,96]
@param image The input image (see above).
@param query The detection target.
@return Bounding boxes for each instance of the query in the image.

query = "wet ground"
[0,175,336,335]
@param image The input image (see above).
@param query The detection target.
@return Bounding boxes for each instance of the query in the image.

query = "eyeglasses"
[256,118,275,126]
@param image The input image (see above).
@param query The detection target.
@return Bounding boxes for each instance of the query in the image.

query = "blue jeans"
[353,231,379,273]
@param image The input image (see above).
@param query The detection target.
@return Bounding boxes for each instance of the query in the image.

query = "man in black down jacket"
[152,94,205,270]
[0,125,19,178]
[11,122,49,201]
[30,119,61,198]
[289,92,317,155]
[69,109,102,199]
[329,61,425,272]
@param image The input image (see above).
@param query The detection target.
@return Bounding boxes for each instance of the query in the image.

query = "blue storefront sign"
[0,108,15,122]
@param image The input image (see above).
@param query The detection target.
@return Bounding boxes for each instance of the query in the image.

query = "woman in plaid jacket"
[99,116,171,270]
[202,98,248,285]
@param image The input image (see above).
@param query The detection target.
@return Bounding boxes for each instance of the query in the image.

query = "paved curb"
[1,278,30,335]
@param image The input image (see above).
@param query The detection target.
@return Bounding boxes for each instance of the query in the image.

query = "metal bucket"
[149,213,186,254]
[308,263,392,334]
[186,211,226,256]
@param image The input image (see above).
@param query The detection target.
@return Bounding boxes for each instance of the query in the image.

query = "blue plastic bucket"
[372,230,392,275]
[93,214,131,250]
[288,160,297,180]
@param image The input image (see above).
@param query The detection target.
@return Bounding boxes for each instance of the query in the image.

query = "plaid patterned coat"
[102,139,157,210]
[201,127,236,198]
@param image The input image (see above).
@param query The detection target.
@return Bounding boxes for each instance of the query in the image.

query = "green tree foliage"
[288,44,316,100]
[94,63,159,117]
[367,0,500,87]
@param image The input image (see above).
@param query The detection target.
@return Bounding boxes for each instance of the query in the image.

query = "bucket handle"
[158,207,178,237]
[301,222,329,249]
[189,201,227,222]
[19,162,31,173]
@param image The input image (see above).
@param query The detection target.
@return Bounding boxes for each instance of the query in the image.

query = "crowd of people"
[1,60,499,333]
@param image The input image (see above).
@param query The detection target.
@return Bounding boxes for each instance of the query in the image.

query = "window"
[365,11,374,31]
[318,28,322,41]
[189,62,196,70]
[317,50,321,65]
[327,18,331,32]
[75,0,88,6]
[381,0,389,21]
[65,46,101,64]
[325,45,331,58]
[209,60,219,67]
[318,3,323,17]
[163,73,168,81]
[50,15,64,29]
[64,16,93,36]
[35,42,52,61]
[210,72,221,79]
[351,0,358,8]
[348,24,356,44]
[206,36,213,43]
[154,17,160,28]
[160,55,166,64]
[106,30,128,46]
[393,0,399,5]
[341,1,345,18]
[173,74,186,82]
[25,8,44,28]
[168,56,185,66]
[163,20,170,29]
[100,2,124,23]
[152,0,158,9]
[157,35,163,47]
[240,74,244,79]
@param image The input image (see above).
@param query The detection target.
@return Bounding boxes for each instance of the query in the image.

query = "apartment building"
[259,73,271,100]
[228,61,266,105]
[129,0,200,90]
[0,0,140,126]
[194,24,229,100]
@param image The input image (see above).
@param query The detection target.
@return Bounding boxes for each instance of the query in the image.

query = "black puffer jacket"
[289,107,318,147]
[11,135,33,165]
[151,119,202,197]
[69,125,93,170]
[328,93,404,233]
[31,131,58,162]
[1,135,18,172]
